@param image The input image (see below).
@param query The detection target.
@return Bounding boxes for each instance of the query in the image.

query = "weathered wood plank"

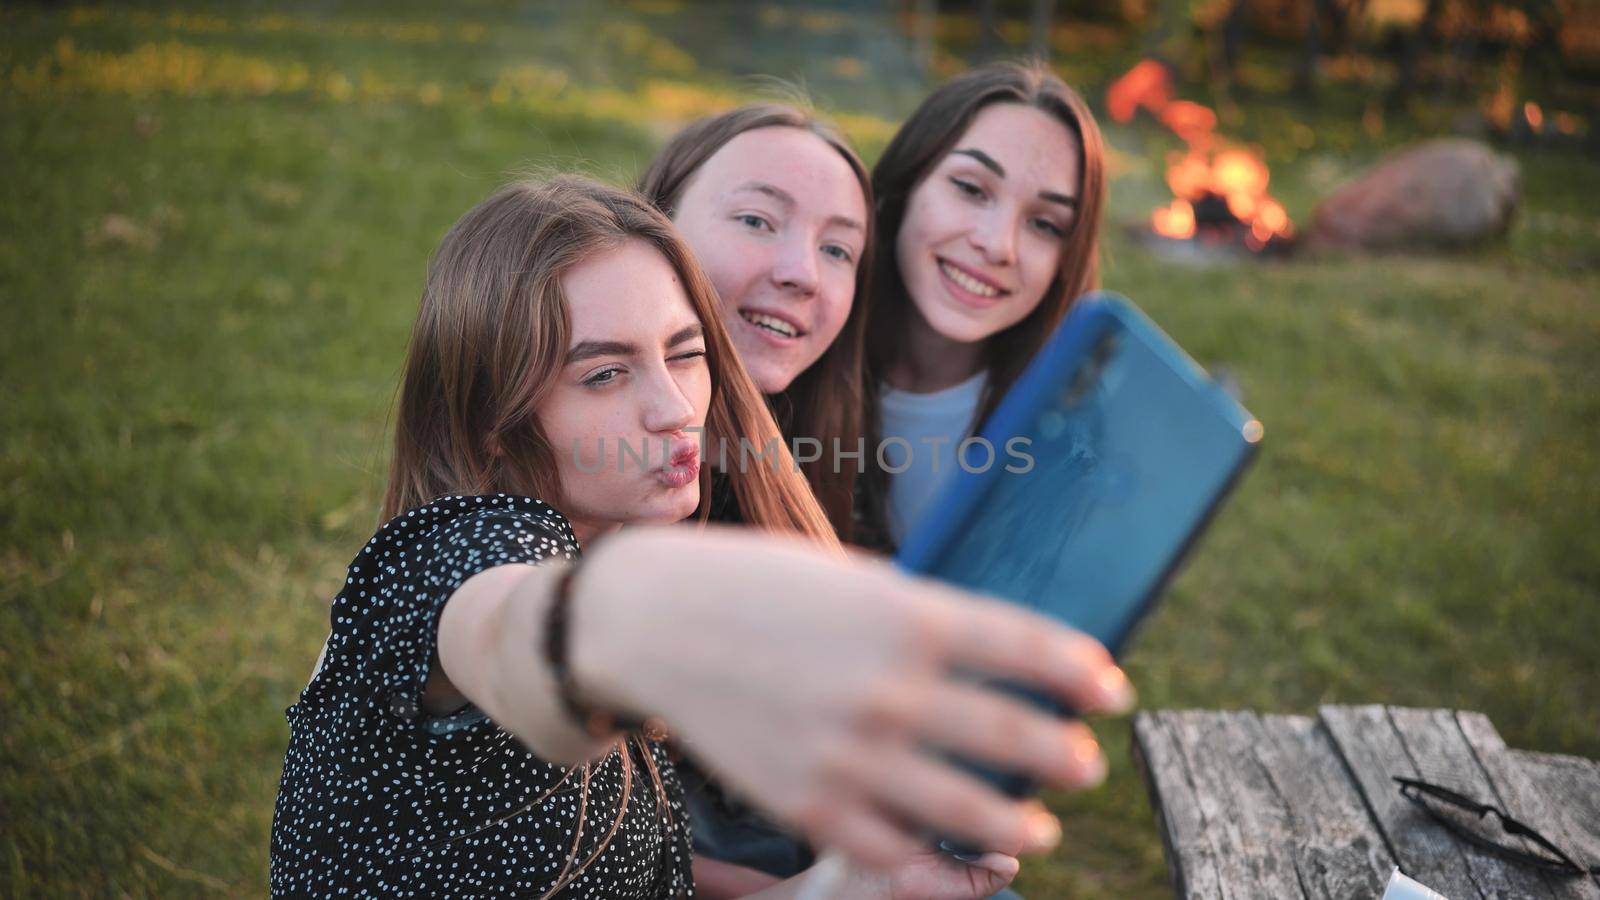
[1511,749,1600,876]
[1387,706,1553,898]
[1136,707,1600,900]
[1132,711,1225,899]
[1248,713,1396,898]
[1212,711,1314,896]
[1457,714,1600,897]
[1319,704,1486,898]
[1169,709,1305,897]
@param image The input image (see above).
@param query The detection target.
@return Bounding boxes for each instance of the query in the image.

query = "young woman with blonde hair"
[269,176,1132,898]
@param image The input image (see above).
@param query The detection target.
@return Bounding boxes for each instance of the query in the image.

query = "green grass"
[3,3,1597,897]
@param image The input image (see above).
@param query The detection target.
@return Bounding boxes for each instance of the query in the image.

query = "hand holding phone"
[894,291,1261,815]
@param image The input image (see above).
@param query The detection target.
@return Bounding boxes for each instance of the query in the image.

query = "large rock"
[1309,138,1519,252]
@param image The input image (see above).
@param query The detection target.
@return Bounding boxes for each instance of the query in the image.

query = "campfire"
[1108,60,1295,257]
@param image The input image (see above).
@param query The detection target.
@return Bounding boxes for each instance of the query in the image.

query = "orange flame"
[1107,60,1170,124]
[1158,101,1217,146]
[1253,199,1288,241]
[1213,150,1268,199]
[1164,151,1210,199]
[1524,101,1544,131]
[1151,198,1196,239]
[1107,61,1294,244]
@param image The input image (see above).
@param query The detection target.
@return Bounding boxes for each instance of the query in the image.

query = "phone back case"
[895,291,1262,655]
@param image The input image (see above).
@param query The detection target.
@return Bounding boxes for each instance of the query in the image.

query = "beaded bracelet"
[543,557,650,739]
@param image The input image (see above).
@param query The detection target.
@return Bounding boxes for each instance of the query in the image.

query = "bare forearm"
[691,857,782,899]
[431,524,1131,879]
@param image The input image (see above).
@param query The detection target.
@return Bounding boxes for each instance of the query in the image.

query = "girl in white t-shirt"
[862,62,1109,547]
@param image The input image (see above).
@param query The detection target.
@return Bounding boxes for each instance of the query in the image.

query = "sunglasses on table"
[1393,776,1599,879]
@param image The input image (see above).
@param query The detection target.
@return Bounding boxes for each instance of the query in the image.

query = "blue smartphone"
[894,291,1262,811]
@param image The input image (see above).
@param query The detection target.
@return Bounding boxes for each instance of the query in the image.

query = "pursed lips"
[652,440,700,488]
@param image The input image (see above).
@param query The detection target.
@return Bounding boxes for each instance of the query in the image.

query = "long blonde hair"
[382,175,840,895]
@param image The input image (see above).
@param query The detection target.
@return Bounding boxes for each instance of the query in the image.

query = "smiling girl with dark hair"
[862,61,1108,548]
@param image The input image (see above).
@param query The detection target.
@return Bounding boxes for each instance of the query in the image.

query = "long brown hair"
[861,61,1106,545]
[382,176,838,546]
[638,103,874,539]
[381,176,839,896]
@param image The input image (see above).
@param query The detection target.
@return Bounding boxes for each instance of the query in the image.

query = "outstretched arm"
[431,524,1135,871]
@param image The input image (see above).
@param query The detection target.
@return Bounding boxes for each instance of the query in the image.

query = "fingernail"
[1073,737,1108,788]
[1024,811,1062,852]
[1096,666,1136,714]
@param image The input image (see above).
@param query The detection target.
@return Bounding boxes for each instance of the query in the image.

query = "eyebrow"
[565,323,704,364]
[953,147,1078,209]
[1040,191,1080,209]
[733,180,864,233]
[566,340,635,364]
[953,148,1005,178]
[734,181,794,208]
[666,323,704,347]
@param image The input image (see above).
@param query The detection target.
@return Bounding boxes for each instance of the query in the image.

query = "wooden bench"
[1132,705,1600,898]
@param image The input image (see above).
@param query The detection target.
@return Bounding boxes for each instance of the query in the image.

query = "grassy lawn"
[3,3,1596,897]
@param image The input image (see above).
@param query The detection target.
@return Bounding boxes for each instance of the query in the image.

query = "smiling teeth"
[741,311,799,338]
[940,261,1000,298]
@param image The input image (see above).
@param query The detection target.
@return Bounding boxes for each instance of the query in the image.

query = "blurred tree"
[1389,0,1448,107]
[961,0,1070,62]
[979,0,1000,57]
[1031,0,1057,58]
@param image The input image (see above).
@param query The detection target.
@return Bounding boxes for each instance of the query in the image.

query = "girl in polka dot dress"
[270,176,1137,898]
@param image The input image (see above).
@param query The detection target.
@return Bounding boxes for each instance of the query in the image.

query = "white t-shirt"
[879,371,987,544]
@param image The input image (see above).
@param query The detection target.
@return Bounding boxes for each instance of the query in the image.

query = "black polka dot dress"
[270,494,694,897]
